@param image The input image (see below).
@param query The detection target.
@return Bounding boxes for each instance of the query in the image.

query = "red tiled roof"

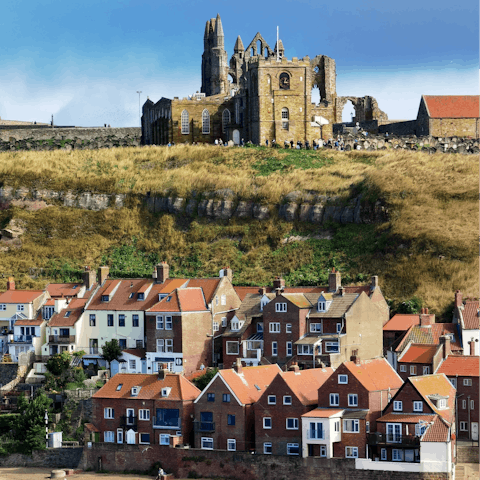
[436,355,479,377]
[282,368,334,405]
[396,324,462,353]
[121,348,146,359]
[48,298,87,327]
[93,373,200,401]
[422,415,450,442]
[399,344,439,364]
[302,408,344,418]
[84,423,100,433]
[147,288,207,313]
[377,413,436,423]
[383,314,422,332]
[14,318,44,326]
[344,358,403,392]
[46,283,83,298]
[102,279,121,296]
[462,300,480,330]
[409,374,456,424]
[423,95,480,119]
[185,278,221,304]
[44,299,55,306]
[0,290,45,304]
[219,365,282,405]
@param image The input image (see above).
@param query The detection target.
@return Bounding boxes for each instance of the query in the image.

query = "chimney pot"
[156,262,169,284]
[454,290,463,308]
[440,335,451,359]
[469,340,475,356]
[98,266,109,285]
[328,269,341,293]
[234,358,243,374]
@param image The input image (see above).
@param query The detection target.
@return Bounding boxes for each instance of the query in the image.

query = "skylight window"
[254,384,261,391]
[166,296,172,302]
[72,285,78,289]
[116,384,123,391]
[64,311,71,318]
[129,293,134,299]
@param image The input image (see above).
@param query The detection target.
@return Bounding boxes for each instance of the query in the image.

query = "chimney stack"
[454,290,463,308]
[220,267,233,282]
[98,266,109,285]
[328,268,341,293]
[233,358,243,374]
[469,339,476,356]
[420,308,434,326]
[158,364,167,380]
[289,362,300,373]
[273,276,285,296]
[156,262,169,284]
[439,335,451,360]
[339,286,345,296]
[350,351,361,365]
[6,277,15,291]
[371,275,379,288]
[258,287,267,296]
[82,266,96,290]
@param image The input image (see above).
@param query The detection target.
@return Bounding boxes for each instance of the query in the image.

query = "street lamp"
[136,91,142,127]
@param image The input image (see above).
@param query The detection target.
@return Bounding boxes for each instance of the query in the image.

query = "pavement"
[456,463,480,480]
[0,468,153,480]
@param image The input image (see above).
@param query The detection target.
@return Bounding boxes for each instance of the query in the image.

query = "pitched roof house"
[452,290,479,356]
[193,362,281,452]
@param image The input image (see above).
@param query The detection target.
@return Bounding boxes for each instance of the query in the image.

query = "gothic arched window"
[222,109,231,134]
[202,109,210,134]
[181,110,189,134]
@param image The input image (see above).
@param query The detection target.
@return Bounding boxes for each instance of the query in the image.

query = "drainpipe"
[467,395,471,442]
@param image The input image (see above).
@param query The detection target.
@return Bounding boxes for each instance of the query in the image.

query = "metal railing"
[194,420,215,433]
[89,347,99,355]
[153,417,181,429]
[11,335,33,343]
[49,335,75,344]
[367,433,421,446]
[120,415,138,429]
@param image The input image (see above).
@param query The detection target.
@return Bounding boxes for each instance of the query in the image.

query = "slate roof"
[398,344,439,364]
[216,364,282,405]
[436,355,479,377]
[383,314,422,332]
[281,367,334,405]
[396,323,462,353]
[147,288,207,313]
[93,373,200,401]
[343,358,404,392]
[462,300,480,330]
[0,290,45,304]
[423,95,480,119]
[307,293,359,318]
[48,298,87,327]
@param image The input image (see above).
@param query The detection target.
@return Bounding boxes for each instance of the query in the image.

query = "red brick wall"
[333,418,367,458]
[452,375,479,439]
[181,311,212,374]
[397,363,432,382]
[382,382,434,416]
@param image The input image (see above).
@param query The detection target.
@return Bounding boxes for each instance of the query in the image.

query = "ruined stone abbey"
[142,14,388,145]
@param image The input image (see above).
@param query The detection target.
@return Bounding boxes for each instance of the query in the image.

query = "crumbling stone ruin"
[142,13,387,146]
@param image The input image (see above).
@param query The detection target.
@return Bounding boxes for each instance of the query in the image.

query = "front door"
[233,129,240,145]
[472,422,479,441]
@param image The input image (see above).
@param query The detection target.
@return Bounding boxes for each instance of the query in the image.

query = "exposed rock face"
[0,185,388,224]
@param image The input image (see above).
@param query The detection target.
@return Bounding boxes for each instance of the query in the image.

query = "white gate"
[472,422,478,441]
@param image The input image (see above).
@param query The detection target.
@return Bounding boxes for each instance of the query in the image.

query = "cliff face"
[0,186,388,224]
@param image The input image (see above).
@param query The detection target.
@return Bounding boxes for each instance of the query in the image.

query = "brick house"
[254,364,334,455]
[92,370,200,447]
[193,362,281,452]
[452,290,479,356]
[369,374,455,474]
[302,357,403,459]
[436,354,479,441]
[383,313,423,353]
[416,95,480,138]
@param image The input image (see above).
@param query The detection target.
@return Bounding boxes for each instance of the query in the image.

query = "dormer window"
[131,386,140,396]
[231,320,244,331]
[161,387,171,397]
[138,293,145,301]
[438,399,447,409]
[318,301,326,311]
[257,323,263,333]
[158,294,167,301]
[102,295,109,302]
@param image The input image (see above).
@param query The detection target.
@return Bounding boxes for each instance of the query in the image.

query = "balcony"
[10,335,33,343]
[89,347,99,355]
[194,420,215,433]
[120,415,138,430]
[49,335,75,344]
[367,433,421,447]
[153,417,181,429]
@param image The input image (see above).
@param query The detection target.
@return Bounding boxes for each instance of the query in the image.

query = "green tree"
[14,393,52,454]
[46,351,71,376]
[101,339,123,367]
[398,296,423,314]
[192,368,218,391]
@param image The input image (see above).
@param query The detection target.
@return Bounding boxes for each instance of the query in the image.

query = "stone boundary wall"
[0,185,389,224]
[0,127,141,151]
[0,447,85,469]
[457,445,479,463]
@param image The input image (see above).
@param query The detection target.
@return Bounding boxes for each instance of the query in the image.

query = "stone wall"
[377,120,417,136]
[0,127,141,150]
[0,447,85,469]
[457,445,479,463]
[0,364,18,389]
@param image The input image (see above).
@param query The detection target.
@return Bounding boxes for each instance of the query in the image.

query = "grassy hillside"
[0,145,477,319]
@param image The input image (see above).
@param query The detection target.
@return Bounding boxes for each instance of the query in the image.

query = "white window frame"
[139,433,150,445]
[156,316,164,330]
[286,323,292,333]
[348,394,358,407]
[104,431,114,443]
[287,443,300,455]
[267,395,276,405]
[463,378,472,386]
[16,304,24,312]
[329,393,339,406]
[272,341,278,356]
[286,341,292,357]
[410,365,416,375]
[139,409,150,421]
[393,401,403,412]
[450,377,457,388]
[104,407,114,419]
[338,374,348,384]
[221,317,227,327]
[310,323,322,333]
[297,344,313,355]
[160,434,170,445]
[460,421,468,431]
[345,446,358,458]
[325,341,339,353]
[462,399,467,409]
[392,449,404,461]
[226,341,239,355]
[275,303,287,312]
[381,448,387,460]
[157,339,165,353]
[221,294,226,306]
[283,395,292,405]
[165,316,173,330]
[0,304,6,311]
[263,417,272,429]
[471,400,474,410]
[320,445,327,457]
[423,366,430,375]
[400,365,407,372]
[269,322,280,333]
[181,110,189,134]
[117,428,123,444]
[227,438,236,451]
[343,419,359,433]
[413,401,423,412]
[263,442,272,454]
[336,322,342,333]
[213,322,219,332]
[286,418,299,430]
[201,437,213,450]
[202,109,210,134]
[318,301,326,311]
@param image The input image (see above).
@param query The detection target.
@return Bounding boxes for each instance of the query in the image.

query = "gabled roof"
[48,298,87,327]
[121,348,146,359]
[184,278,221,304]
[398,344,439,364]
[307,292,359,318]
[421,414,450,442]
[280,293,313,309]
[422,95,480,119]
[147,288,208,313]
[383,314,422,332]
[14,318,44,326]
[215,365,282,405]
[281,368,334,405]
[46,283,83,298]
[0,290,45,304]
[396,323,462,353]
[343,358,404,392]
[92,373,200,401]
[408,374,456,424]
[436,355,479,377]
[302,408,343,418]
[462,300,479,330]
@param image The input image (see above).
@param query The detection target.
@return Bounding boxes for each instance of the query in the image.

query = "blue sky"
[0,0,477,127]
